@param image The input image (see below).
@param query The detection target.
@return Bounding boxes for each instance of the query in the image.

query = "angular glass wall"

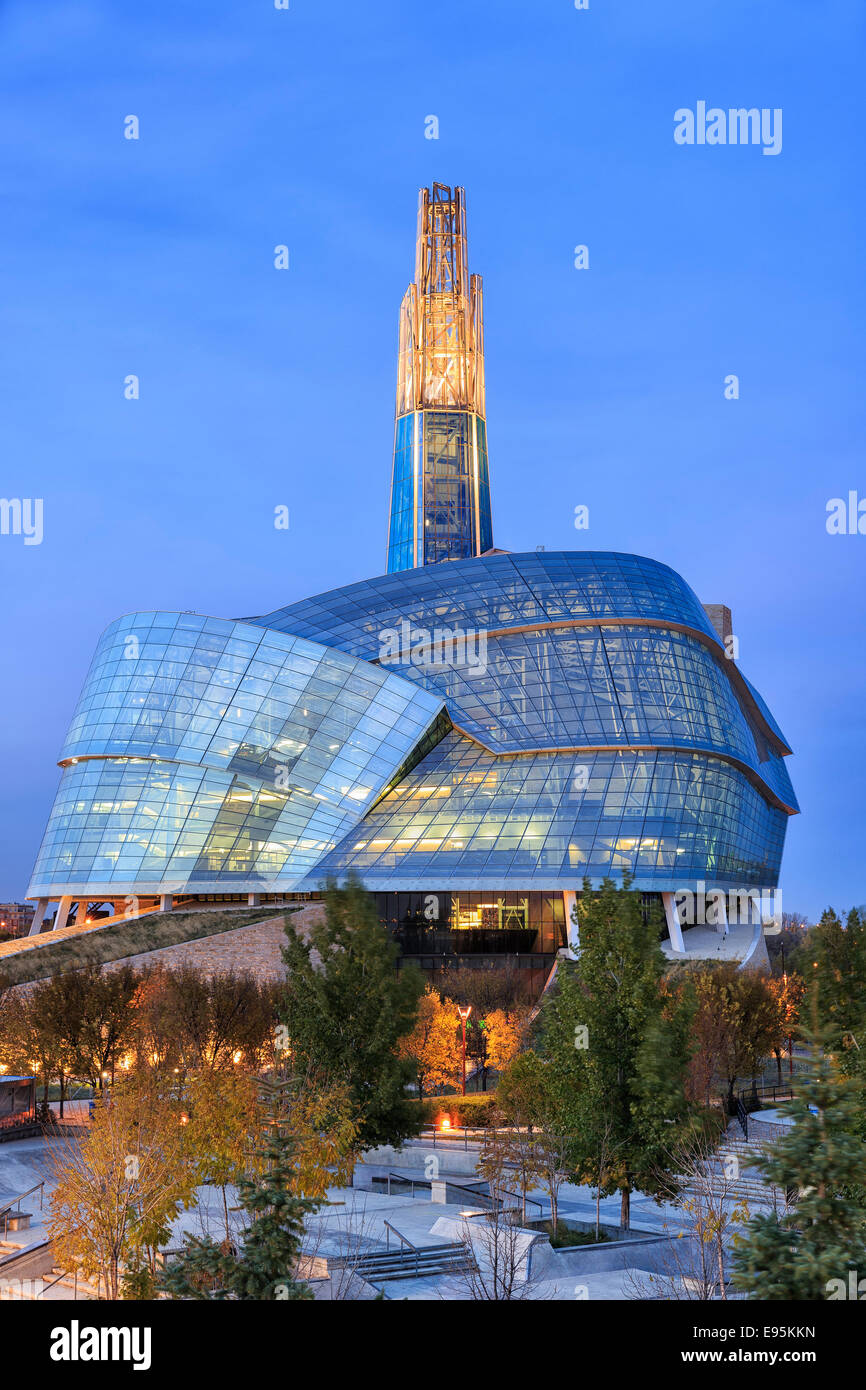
[29,612,444,897]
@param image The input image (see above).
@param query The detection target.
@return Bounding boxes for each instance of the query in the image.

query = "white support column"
[28,899,49,936]
[562,890,579,955]
[662,892,686,954]
[159,894,173,912]
[247,893,260,907]
[54,897,74,932]
[706,889,729,935]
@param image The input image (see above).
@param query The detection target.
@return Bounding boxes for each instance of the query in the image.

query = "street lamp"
[457,1005,472,1097]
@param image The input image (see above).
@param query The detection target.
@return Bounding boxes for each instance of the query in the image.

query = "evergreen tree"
[279,876,425,1150]
[732,1036,866,1300]
[796,907,866,1046]
[159,1080,316,1301]
[539,877,693,1228]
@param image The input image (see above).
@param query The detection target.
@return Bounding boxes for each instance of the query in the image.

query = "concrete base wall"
[355,1144,481,1179]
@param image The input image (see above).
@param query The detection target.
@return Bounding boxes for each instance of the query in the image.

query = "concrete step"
[352,1242,471,1281]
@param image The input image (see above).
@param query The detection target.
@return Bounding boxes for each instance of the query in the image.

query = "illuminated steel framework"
[387,184,493,572]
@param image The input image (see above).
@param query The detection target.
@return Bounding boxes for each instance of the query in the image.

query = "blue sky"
[1,0,863,918]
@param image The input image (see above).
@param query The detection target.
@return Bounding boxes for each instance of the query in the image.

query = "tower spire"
[387,184,493,573]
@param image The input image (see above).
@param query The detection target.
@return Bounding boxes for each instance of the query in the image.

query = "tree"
[280,1067,359,1200]
[185,1068,260,1243]
[798,907,866,1046]
[732,1035,866,1300]
[1,985,66,1109]
[685,964,778,1110]
[539,877,692,1229]
[48,1074,196,1300]
[767,970,805,1083]
[396,986,462,1097]
[643,1129,750,1300]
[279,876,425,1150]
[144,965,277,1073]
[484,1007,527,1075]
[498,1051,575,1236]
[0,969,11,1037]
[159,1078,317,1301]
[477,1106,542,1226]
[71,964,145,1091]
[439,963,529,1013]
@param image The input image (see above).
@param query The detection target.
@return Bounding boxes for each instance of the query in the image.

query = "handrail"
[382,1218,422,1279]
[734,1095,749,1140]
[37,1268,80,1300]
[0,1181,45,1237]
[382,1218,416,1253]
[737,1080,795,1116]
[462,1178,543,1220]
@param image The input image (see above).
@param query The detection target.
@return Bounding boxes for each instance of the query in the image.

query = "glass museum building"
[26,185,797,979]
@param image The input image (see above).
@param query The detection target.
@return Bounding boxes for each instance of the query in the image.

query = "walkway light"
[457,1004,472,1097]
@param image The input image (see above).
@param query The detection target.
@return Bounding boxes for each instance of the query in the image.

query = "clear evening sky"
[1,0,863,920]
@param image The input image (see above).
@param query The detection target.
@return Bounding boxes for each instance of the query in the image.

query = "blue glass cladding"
[29,550,795,900]
[248,552,797,814]
[387,413,416,573]
[29,612,444,894]
[251,552,725,656]
[476,417,493,555]
[387,411,494,572]
[306,730,788,892]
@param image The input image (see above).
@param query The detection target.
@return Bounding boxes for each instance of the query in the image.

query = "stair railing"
[382,1219,420,1276]
[0,1181,45,1238]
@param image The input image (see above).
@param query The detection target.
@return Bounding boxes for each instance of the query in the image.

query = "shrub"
[412,1093,498,1128]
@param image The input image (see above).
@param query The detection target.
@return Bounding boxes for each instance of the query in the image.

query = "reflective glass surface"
[250,552,797,814]
[386,410,493,572]
[306,729,788,892]
[30,552,796,900]
[30,613,443,895]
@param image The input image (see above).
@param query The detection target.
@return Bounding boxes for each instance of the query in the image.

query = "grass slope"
[0,907,298,987]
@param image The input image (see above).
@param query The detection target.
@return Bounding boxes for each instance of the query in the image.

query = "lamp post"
[457,1005,472,1096]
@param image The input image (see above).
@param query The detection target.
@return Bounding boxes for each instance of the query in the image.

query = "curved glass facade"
[310,730,788,891]
[29,552,797,902]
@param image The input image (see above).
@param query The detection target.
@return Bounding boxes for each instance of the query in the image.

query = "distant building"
[0,902,34,937]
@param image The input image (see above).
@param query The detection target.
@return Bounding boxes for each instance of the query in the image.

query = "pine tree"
[797,907,866,1046]
[732,1035,866,1300]
[280,876,425,1149]
[159,1080,316,1301]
